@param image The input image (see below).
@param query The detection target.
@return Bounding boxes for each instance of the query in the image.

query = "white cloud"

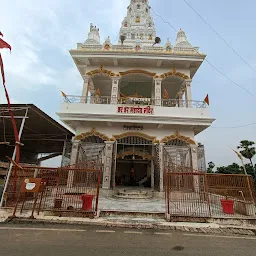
[0,0,255,167]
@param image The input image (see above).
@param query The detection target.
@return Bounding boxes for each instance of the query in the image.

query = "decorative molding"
[74,128,110,141]
[86,66,120,77]
[117,151,152,160]
[72,48,204,56]
[119,70,156,77]
[112,132,157,143]
[160,131,196,145]
[154,68,190,80]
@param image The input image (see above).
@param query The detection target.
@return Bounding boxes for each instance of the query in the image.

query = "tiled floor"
[98,196,165,213]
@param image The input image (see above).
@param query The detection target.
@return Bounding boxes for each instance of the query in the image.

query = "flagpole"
[241,158,255,204]
[0,108,28,207]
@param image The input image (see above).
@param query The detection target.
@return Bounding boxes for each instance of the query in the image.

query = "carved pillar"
[102,141,114,189]
[190,144,198,171]
[159,143,165,192]
[190,144,200,192]
[154,78,162,106]
[81,75,91,103]
[111,77,121,104]
[151,145,155,189]
[185,79,192,108]
[67,140,80,188]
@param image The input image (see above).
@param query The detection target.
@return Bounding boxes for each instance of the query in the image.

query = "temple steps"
[113,188,154,200]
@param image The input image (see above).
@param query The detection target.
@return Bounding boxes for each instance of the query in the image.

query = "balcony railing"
[64,95,207,108]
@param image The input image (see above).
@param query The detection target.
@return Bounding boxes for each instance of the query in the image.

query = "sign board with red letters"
[117,106,153,115]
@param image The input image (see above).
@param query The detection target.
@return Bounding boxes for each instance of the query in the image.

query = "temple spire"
[119,0,156,47]
[84,23,101,45]
[174,29,192,48]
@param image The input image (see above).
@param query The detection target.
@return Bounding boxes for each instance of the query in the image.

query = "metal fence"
[165,171,256,219]
[64,95,207,109]
[4,164,102,217]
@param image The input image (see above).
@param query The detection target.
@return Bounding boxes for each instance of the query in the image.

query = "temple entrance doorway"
[113,134,154,190]
[115,159,151,188]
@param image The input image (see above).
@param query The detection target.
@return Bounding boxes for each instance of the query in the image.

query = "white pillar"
[81,75,90,103]
[102,141,114,189]
[159,143,165,192]
[154,78,162,106]
[190,144,200,193]
[111,77,121,104]
[190,144,198,171]
[67,140,80,188]
[185,79,192,108]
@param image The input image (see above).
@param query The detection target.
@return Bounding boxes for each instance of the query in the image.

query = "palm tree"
[237,140,256,177]
[237,140,255,166]
[207,162,215,173]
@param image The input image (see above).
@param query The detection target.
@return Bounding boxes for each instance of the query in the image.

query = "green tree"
[207,162,215,173]
[244,164,256,180]
[216,163,242,175]
[237,140,255,166]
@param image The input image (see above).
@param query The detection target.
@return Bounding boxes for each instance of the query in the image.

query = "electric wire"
[211,123,256,129]
[182,0,256,74]
[151,7,255,96]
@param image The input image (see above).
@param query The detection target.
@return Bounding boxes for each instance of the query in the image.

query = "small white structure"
[57,0,215,193]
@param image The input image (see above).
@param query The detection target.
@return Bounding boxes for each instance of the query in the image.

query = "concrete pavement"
[0,223,255,256]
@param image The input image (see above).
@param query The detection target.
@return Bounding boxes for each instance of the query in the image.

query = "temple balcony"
[57,95,215,134]
[63,95,206,108]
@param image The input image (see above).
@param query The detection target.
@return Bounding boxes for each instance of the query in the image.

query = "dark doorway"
[115,159,151,188]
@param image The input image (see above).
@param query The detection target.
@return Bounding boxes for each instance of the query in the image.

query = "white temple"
[57,0,215,195]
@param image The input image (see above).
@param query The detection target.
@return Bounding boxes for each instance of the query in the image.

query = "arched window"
[137,4,140,9]
[136,16,140,23]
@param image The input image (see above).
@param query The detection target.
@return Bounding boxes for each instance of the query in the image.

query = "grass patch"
[0,179,4,185]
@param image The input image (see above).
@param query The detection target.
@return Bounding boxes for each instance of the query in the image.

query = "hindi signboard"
[117,106,153,115]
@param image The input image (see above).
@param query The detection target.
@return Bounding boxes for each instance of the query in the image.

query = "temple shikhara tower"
[57,0,215,195]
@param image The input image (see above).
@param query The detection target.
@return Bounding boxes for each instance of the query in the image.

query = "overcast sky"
[0,0,256,167]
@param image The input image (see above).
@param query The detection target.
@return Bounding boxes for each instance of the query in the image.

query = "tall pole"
[0,107,28,207]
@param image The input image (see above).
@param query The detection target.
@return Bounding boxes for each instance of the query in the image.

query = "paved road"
[0,224,255,256]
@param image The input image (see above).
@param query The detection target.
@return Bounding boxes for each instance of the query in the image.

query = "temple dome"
[175,29,192,48]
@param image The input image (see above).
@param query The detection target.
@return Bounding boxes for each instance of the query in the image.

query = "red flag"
[163,89,169,99]
[0,32,3,37]
[0,38,11,51]
[0,54,5,85]
[0,49,20,164]
[204,94,209,105]
[120,92,126,98]
[96,88,101,96]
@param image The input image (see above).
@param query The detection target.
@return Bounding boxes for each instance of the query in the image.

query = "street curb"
[3,217,256,237]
